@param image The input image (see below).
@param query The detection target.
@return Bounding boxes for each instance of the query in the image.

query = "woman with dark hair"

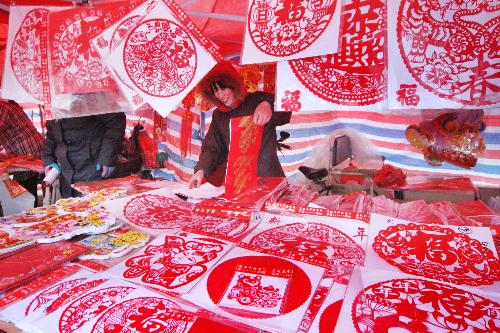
[188,61,292,188]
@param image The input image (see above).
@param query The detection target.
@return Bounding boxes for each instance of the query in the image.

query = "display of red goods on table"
[0,242,89,292]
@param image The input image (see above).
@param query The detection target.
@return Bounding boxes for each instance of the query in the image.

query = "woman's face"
[213,86,236,108]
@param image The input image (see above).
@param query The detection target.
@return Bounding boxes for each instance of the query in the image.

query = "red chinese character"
[354,227,367,242]
[96,36,108,49]
[275,0,306,25]
[281,90,302,111]
[132,94,143,106]
[396,84,420,106]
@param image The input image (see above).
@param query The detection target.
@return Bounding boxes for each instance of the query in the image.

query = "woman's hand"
[188,170,204,189]
[253,101,272,126]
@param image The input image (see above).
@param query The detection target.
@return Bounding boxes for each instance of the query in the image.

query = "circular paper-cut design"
[48,278,108,314]
[10,9,48,100]
[123,234,225,290]
[352,278,500,333]
[92,297,187,333]
[247,0,336,57]
[25,277,87,315]
[184,216,250,241]
[288,0,385,105]
[289,53,385,105]
[247,222,364,283]
[207,255,311,319]
[373,223,500,286]
[397,0,499,105]
[123,195,194,229]
[124,19,197,97]
[110,15,141,90]
[59,286,135,333]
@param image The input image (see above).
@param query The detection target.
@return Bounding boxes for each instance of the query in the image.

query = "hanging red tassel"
[180,90,197,158]
[180,108,193,157]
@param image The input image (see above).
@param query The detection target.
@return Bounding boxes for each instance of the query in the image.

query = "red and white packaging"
[334,266,500,333]
[387,0,499,109]
[1,5,69,105]
[17,208,116,244]
[105,0,222,117]
[297,284,332,333]
[241,0,342,64]
[366,213,500,292]
[0,241,89,292]
[183,246,326,333]
[240,211,367,286]
[0,226,34,256]
[276,0,386,112]
[104,231,233,294]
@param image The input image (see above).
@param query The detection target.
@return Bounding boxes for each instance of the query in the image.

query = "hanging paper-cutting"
[106,0,222,117]
[1,6,69,105]
[91,1,157,111]
[241,0,342,64]
[276,0,386,111]
[387,0,500,109]
[47,2,131,95]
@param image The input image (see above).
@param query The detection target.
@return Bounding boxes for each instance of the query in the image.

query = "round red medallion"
[373,223,500,286]
[397,0,499,105]
[248,222,364,284]
[123,195,194,229]
[59,286,135,333]
[123,19,197,97]
[288,0,385,105]
[352,278,499,333]
[207,255,311,318]
[92,297,185,333]
[247,0,337,57]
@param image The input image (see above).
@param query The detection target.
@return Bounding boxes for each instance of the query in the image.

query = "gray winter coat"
[41,112,126,197]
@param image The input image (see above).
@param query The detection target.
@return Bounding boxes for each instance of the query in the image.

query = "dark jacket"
[41,112,126,197]
[196,92,291,185]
